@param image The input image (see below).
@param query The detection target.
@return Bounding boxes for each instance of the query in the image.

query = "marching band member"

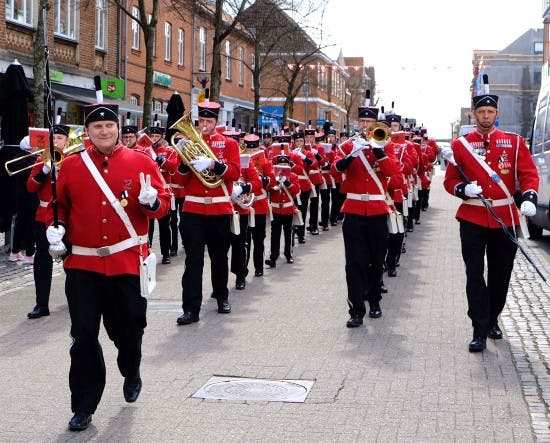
[245,134,275,277]
[319,128,334,231]
[265,155,300,268]
[443,78,538,352]
[46,99,171,431]
[229,137,262,290]
[303,125,325,235]
[175,90,241,325]
[121,113,138,149]
[332,94,400,328]
[26,123,70,319]
[290,131,313,243]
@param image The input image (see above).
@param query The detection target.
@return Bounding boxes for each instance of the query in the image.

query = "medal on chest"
[497,152,511,175]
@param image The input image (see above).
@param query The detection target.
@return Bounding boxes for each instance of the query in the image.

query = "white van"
[527,76,550,238]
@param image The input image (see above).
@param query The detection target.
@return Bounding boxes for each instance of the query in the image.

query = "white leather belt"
[169,183,185,189]
[346,193,386,202]
[72,235,148,258]
[298,175,308,179]
[39,200,49,207]
[185,195,231,204]
[462,197,514,207]
[309,169,321,174]
[255,194,267,201]
[272,201,294,209]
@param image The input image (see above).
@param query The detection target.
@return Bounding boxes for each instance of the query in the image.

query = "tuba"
[169,111,223,188]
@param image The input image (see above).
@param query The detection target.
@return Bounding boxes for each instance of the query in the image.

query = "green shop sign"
[153,71,172,87]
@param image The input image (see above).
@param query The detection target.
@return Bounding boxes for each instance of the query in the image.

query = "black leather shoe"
[401,245,406,253]
[217,300,231,314]
[236,279,246,290]
[406,227,413,233]
[415,220,420,225]
[322,226,329,232]
[176,311,199,325]
[369,303,382,318]
[469,337,486,352]
[387,269,397,277]
[254,269,263,277]
[298,238,306,244]
[162,255,171,264]
[27,306,50,319]
[265,259,276,268]
[170,249,177,257]
[123,376,142,402]
[68,412,92,431]
[310,229,319,235]
[330,221,337,226]
[346,314,363,328]
[285,256,294,264]
[488,324,503,340]
[380,285,388,294]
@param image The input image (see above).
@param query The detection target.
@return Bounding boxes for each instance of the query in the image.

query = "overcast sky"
[318,0,544,139]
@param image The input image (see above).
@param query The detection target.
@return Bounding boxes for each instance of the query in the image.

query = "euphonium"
[169,111,223,188]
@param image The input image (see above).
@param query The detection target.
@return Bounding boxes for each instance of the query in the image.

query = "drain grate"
[193,376,314,403]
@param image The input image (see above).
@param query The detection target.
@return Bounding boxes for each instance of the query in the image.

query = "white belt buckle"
[97,246,111,257]
[361,194,370,201]
[204,197,212,204]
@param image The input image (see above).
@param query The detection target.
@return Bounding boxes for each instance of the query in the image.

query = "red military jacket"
[443,128,539,228]
[250,150,275,215]
[302,144,325,186]
[27,158,53,224]
[267,171,300,215]
[233,163,262,215]
[55,144,171,276]
[178,132,241,215]
[289,152,313,192]
[169,167,186,199]
[332,139,401,216]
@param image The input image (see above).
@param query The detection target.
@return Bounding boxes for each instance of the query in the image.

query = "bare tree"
[32,0,49,128]
[108,0,159,126]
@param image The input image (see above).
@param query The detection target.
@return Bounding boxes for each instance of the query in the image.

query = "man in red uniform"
[444,85,539,352]
[121,124,138,149]
[291,131,314,243]
[45,102,171,430]
[175,93,241,325]
[332,102,400,328]
[303,126,325,235]
[26,124,70,319]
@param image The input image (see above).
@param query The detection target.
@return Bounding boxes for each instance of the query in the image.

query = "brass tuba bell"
[169,111,223,188]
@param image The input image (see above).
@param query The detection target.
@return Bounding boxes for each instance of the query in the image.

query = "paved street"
[1,169,549,442]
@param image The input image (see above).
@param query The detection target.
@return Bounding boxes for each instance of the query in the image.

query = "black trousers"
[343,214,388,318]
[330,183,344,223]
[418,189,429,212]
[33,221,53,307]
[65,269,146,414]
[386,203,405,270]
[149,213,171,257]
[308,184,320,229]
[295,190,311,240]
[270,213,293,260]
[319,186,331,227]
[459,220,518,337]
[230,213,249,279]
[246,213,267,272]
[170,197,185,252]
[180,213,230,313]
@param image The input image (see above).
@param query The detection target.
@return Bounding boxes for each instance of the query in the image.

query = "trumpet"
[338,123,392,158]
[4,144,83,176]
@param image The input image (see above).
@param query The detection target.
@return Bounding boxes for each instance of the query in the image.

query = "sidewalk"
[0,171,547,442]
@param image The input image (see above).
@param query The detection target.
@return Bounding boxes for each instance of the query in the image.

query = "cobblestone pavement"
[0,169,548,442]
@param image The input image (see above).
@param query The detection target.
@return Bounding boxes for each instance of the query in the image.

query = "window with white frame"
[131,7,140,50]
[225,40,232,80]
[164,22,171,61]
[178,28,184,66]
[95,0,105,50]
[238,47,244,85]
[6,0,33,26]
[55,0,76,39]
[131,95,139,106]
[199,27,206,71]
[153,100,162,113]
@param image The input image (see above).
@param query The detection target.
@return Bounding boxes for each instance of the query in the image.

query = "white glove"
[293,149,306,160]
[42,164,51,174]
[231,184,243,198]
[176,138,191,151]
[48,242,67,259]
[350,138,368,157]
[138,172,158,206]
[520,200,536,217]
[46,225,65,245]
[464,182,483,198]
[311,148,318,155]
[190,155,213,172]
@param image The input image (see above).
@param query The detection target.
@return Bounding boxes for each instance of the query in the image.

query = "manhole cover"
[193,376,314,403]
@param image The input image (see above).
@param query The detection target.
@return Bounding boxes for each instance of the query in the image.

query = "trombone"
[4,144,83,176]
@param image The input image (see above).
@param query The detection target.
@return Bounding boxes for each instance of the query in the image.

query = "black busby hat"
[473,74,498,109]
[386,114,402,124]
[52,125,70,137]
[243,134,260,149]
[275,155,290,164]
[84,103,119,126]
[122,125,138,135]
[292,131,304,140]
[358,89,379,119]
[198,88,221,118]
